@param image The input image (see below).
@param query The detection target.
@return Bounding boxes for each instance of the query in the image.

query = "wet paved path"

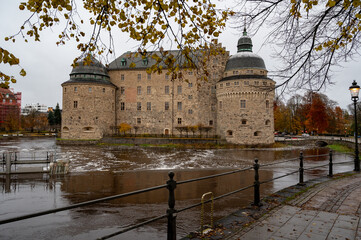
[228,173,361,240]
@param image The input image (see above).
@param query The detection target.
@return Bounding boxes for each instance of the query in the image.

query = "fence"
[0,150,358,239]
[0,151,64,175]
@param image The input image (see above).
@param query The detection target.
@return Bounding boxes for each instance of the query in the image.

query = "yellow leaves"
[327,0,336,7]
[129,62,136,68]
[19,69,26,77]
[19,4,25,10]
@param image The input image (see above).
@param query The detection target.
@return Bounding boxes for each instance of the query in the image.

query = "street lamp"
[349,80,360,172]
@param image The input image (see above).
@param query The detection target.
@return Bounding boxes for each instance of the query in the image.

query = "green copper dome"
[237,27,253,52]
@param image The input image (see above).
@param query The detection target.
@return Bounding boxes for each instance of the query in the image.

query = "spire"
[243,17,247,36]
[237,20,253,52]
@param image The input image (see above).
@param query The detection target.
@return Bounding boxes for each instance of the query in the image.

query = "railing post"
[6,152,11,175]
[167,171,177,240]
[253,158,261,207]
[328,150,333,177]
[298,151,305,185]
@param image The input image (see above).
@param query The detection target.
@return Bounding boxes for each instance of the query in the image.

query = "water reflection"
[0,138,355,239]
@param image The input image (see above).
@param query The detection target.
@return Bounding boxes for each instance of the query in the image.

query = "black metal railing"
[0,150,357,240]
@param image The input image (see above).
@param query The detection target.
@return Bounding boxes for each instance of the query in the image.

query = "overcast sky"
[1,0,360,110]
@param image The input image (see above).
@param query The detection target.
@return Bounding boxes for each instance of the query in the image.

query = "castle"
[61,29,275,145]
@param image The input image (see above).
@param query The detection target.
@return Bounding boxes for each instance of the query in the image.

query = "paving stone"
[276,206,301,215]
[261,214,293,227]
[298,232,327,240]
[327,227,356,240]
[272,222,308,239]
[333,217,359,230]
[314,211,338,222]
[304,220,334,236]
[237,223,278,240]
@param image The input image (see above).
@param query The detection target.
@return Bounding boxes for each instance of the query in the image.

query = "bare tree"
[236,0,361,93]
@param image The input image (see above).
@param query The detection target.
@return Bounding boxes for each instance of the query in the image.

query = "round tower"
[216,28,275,145]
[61,56,117,139]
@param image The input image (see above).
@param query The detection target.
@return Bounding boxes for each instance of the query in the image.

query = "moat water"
[0,137,355,239]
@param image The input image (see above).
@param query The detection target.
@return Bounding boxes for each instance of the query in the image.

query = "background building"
[0,88,21,131]
[21,103,48,115]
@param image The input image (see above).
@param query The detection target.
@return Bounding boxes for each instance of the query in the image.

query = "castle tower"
[216,28,275,145]
[61,56,117,139]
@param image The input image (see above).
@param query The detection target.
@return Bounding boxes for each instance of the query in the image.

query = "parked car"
[302,133,310,137]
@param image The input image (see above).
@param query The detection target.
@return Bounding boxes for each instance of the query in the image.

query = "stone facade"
[61,33,275,145]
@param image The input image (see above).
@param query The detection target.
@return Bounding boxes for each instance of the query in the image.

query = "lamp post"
[349,80,360,172]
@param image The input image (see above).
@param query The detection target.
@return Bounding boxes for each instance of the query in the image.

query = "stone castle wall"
[61,82,116,139]
[216,77,275,144]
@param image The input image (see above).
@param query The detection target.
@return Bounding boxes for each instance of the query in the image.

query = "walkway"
[228,173,361,240]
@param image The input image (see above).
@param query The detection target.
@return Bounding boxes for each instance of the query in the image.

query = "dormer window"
[121,58,127,66]
[143,58,148,65]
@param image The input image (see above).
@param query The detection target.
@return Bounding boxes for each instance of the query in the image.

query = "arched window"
[265,120,271,126]
[266,100,270,108]
[227,130,233,136]
[62,127,69,132]
[83,127,94,132]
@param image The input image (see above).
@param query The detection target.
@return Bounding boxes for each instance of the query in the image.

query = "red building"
[0,88,21,130]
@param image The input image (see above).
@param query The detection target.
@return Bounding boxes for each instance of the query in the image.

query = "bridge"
[275,135,359,148]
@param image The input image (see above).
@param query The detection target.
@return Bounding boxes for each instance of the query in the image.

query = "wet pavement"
[184,172,361,240]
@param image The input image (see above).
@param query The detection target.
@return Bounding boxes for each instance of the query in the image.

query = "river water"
[0,137,354,239]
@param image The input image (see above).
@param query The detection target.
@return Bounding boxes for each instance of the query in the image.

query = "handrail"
[0,150,358,240]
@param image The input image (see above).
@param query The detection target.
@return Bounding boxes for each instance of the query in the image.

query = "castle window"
[120,87,125,94]
[143,58,148,66]
[78,116,81,120]
[177,86,182,94]
[88,87,92,92]
[209,120,213,126]
[189,71,193,75]
[234,81,239,86]
[254,131,261,136]
[74,87,77,92]
[64,88,67,93]
[177,118,182,124]
[188,82,193,87]
[177,102,182,111]
[137,118,141,124]
[121,74,125,81]
[244,81,249,85]
[165,102,169,110]
[227,130,233,136]
[242,119,247,125]
[260,70,264,74]
[188,95,193,100]
[74,101,78,108]
[83,127,94,132]
[263,81,267,86]
[165,86,170,94]
[266,100,270,108]
[265,120,271,126]
[121,102,125,111]
[255,81,259,86]
[247,70,253,74]
[220,83,223,88]
[146,86,151,95]
[137,74,141,81]
[188,109,193,114]
[147,102,151,111]
[103,88,105,93]
[240,100,246,108]
[165,74,169,80]
[137,86,141,95]
[233,71,238,74]
[147,73,151,80]
[219,101,223,110]
[137,102,141,111]
[121,58,127,66]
